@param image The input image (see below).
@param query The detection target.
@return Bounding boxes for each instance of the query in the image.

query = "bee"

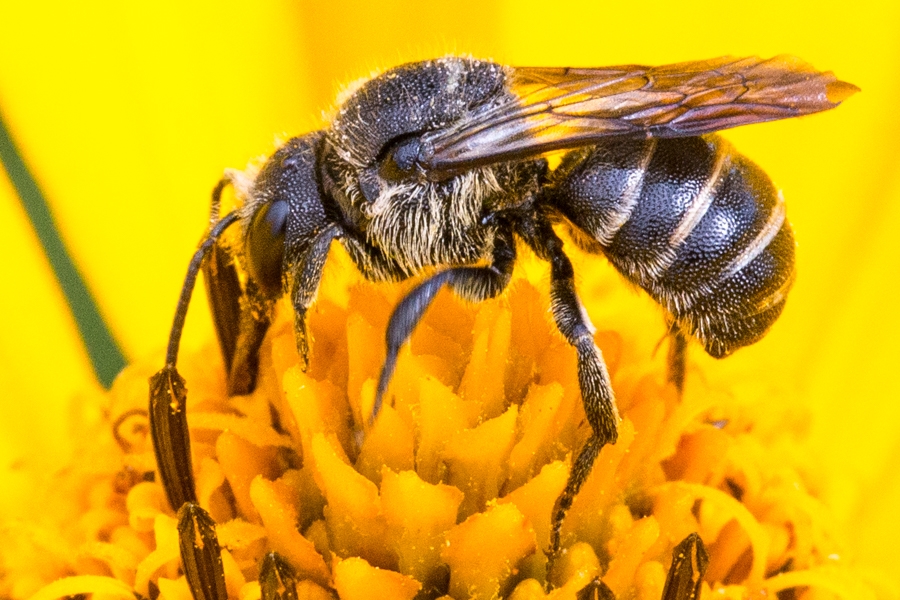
[149,55,856,598]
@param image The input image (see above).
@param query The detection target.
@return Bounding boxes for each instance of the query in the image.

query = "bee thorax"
[359,167,504,276]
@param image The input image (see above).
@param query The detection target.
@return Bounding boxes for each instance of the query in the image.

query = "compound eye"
[245,199,289,296]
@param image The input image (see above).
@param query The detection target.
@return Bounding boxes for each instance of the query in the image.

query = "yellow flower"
[0,1,898,598]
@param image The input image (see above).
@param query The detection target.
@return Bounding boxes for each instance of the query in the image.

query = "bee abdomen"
[551,135,795,358]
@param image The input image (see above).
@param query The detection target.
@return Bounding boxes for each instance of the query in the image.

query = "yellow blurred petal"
[28,575,134,600]
[134,515,179,598]
[125,481,167,533]
[0,2,315,359]
[0,167,96,518]
[763,565,879,600]
[808,174,900,575]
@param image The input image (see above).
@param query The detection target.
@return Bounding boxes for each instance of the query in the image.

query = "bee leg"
[227,280,276,395]
[373,229,516,422]
[203,178,242,378]
[177,503,228,600]
[203,238,242,380]
[523,220,619,560]
[287,224,342,370]
[260,551,300,600]
[667,323,688,395]
[661,533,708,600]
[150,212,240,511]
[201,178,276,396]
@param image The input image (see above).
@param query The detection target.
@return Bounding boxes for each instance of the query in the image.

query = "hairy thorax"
[324,146,545,279]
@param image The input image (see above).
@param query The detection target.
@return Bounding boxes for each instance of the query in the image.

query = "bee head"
[243,133,327,297]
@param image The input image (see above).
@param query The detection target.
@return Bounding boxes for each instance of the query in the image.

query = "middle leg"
[373,227,516,421]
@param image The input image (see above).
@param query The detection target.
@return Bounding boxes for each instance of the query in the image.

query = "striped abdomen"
[549,136,795,358]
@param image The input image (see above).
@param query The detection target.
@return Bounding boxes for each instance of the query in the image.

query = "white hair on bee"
[226,166,264,229]
[324,62,389,129]
[339,165,503,278]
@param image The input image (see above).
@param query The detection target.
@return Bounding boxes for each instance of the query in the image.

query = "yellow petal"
[333,556,422,600]
[0,167,97,518]
[0,2,315,359]
[443,502,537,599]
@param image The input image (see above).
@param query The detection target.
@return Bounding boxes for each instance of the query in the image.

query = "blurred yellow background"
[0,0,897,587]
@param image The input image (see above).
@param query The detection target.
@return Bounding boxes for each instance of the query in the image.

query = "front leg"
[373,227,516,421]
[520,217,620,556]
[289,223,416,371]
[287,224,342,369]
[202,176,277,396]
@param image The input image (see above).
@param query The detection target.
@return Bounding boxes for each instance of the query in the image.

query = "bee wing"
[420,56,858,178]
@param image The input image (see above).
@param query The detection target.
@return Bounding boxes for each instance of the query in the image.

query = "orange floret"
[249,475,330,585]
[380,468,464,589]
[333,556,421,600]
[442,502,537,599]
[309,433,392,569]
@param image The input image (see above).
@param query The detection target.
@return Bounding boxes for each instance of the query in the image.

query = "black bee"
[149,55,855,598]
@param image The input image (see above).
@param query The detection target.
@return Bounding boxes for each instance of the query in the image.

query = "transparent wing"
[420,56,858,178]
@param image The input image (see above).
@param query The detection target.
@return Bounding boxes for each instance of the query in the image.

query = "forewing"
[420,56,857,178]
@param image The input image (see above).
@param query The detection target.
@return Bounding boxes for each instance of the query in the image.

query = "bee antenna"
[165,211,240,367]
